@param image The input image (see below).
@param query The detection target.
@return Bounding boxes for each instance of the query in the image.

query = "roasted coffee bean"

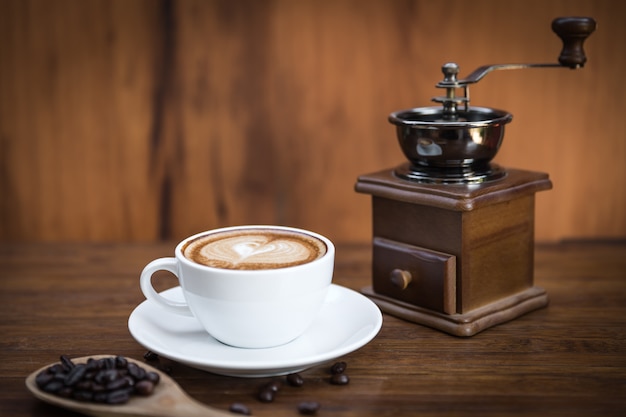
[106,389,131,405]
[48,364,65,374]
[42,380,65,394]
[57,387,73,398]
[72,390,94,402]
[35,371,54,388]
[103,357,117,370]
[91,383,106,393]
[134,380,155,396]
[106,369,122,382]
[263,379,281,392]
[93,391,108,403]
[330,361,347,374]
[115,355,128,369]
[75,380,93,391]
[52,372,67,382]
[95,369,120,385]
[143,351,160,361]
[85,358,100,371]
[93,370,106,384]
[106,376,130,391]
[298,401,320,415]
[145,371,160,384]
[229,402,252,415]
[64,364,87,386]
[286,372,304,387]
[127,362,146,380]
[330,373,350,385]
[60,355,75,371]
[257,388,275,403]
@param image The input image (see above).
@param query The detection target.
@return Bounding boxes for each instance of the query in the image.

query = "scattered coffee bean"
[256,378,282,403]
[298,401,320,415]
[257,388,275,403]
[143,351,160,362]
[330,373,350,385]
[34,355,160,405]
[286,372,304,387]
[330,361,347,374]
[264,379,281,392]
[229,402,252,415]
[259,387,275,402]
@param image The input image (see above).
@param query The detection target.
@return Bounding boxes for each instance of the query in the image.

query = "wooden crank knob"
[552,17,597,68]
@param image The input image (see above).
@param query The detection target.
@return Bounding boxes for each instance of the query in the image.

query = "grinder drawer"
[372,237,456,314]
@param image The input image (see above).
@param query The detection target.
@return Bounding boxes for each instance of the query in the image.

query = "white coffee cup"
[139,225,335,349]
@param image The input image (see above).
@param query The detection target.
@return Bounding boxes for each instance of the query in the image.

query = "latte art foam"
[183,229,327,270]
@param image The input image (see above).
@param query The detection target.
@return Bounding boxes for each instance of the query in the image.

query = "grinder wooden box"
[356,165,552,336]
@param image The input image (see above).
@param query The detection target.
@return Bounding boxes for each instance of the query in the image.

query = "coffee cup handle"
[140,258,194,317]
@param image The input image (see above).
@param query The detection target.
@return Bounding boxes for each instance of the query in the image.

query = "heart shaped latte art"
[231,241,280,260]
[184,230,326,270]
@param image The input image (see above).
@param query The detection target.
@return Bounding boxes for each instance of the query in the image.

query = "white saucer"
[128,284,382,377]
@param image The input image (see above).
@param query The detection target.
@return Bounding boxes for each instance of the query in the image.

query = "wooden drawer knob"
[390,269,413,290]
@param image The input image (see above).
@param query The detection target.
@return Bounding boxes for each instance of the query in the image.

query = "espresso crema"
[183,228,327,270]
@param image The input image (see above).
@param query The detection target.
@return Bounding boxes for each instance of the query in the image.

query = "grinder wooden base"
[362,285,548,337]
[356,166,553,337]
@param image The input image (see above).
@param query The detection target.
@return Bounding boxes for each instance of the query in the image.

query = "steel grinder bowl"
[389,106,512,170]
[386,16,594,183]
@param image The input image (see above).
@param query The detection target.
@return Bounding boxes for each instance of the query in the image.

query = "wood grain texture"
[1,0,624,242]
[1,241,625,416]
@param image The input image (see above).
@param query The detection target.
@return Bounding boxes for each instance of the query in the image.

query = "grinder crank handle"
[437,16,597,88]
[552,17,597,68]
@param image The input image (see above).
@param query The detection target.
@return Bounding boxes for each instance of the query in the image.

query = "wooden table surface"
[1,241,625,416]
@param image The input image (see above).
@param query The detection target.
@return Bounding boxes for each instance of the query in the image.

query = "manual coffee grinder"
[356,17,596,336]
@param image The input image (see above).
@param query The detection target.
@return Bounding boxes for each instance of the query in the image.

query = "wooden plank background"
[1,0,624,243]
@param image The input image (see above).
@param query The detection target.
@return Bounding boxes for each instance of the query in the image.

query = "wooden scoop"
[25,355,238,417]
